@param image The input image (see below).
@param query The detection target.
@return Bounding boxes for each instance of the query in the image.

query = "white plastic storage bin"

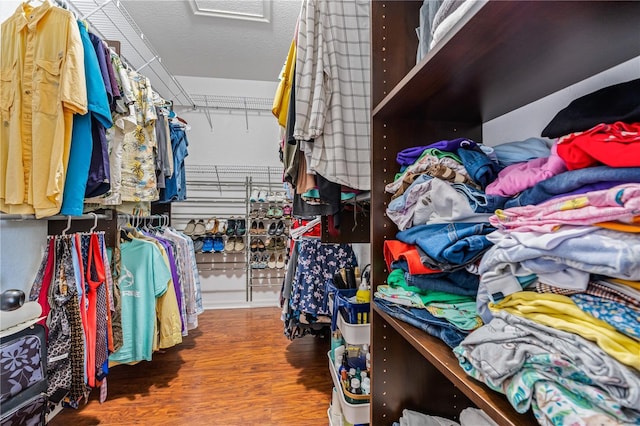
[337,309,370,345]
[327,351,370,425]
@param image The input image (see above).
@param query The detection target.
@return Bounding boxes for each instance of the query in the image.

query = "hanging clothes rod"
[0,211,113,221]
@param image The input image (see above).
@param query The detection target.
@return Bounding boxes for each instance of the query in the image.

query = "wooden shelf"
[373,304,537,426]
[373,1,640,122]
[369,1,639,424]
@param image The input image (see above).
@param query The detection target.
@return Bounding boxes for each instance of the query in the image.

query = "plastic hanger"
[61,216,72,235]
[89,212,99,233]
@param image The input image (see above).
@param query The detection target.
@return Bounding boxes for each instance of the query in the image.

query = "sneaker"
[266,192,277,203]
[202,236,214,253]
[258,254,269,269]
[193,237,204,252]
[257,190,267,202]
[236,219,246,236]
[213,236,225,252]
[250,188,260,202]
[226,218,237,236]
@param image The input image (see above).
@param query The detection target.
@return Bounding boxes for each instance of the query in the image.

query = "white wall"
[483,57,640,145]
[173,76,283,168]
[170,75,286,309]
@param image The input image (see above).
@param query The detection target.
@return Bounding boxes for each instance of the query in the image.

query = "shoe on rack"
[205,218,218,234]
[257,190,267,203]
[265,237,275,251]
[266,205,275,219]
[202,236,214,253]
[257,208,266,219]
[256,238,266,252]
[217,219,228,236]
[183,219,196,235]
[275,220,285,236]
[234,237,245,252]
[275,191,286,203]
[193,237,204,253]
[258,254,269,269]
[267,253,276,269]
[282,205,292,218]
[267,221,277,236]
[275,237,286,250]
[272,206,283,219]
[275,252,285,269]
[224,237,236,252]
[251,254,260,269]
[236,219,246,236]
[266,192,277,203]
[193,219,207,236]
[250,220,258,235]
[226,218,237,236]
[250,238,258,252]
[250,188,260,202]
[258,221,265,234]
[213,236,225,252]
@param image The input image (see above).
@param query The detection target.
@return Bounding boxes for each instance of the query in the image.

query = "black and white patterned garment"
[45,237,78,398]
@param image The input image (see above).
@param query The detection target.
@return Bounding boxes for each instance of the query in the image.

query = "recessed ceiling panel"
[190,0,271,23]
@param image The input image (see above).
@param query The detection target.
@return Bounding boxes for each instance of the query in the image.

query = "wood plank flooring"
[48,307,332,426]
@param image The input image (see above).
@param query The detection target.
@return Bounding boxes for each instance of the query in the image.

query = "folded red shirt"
[383,240,441,275]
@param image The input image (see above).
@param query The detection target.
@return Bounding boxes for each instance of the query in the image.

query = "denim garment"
[451,182,509,213]
[396,138,476,167]
[548,180,628,201]
[457,147,499,189]
[397,222,496,266]
[375,298,467,348]
[505,166,640,208]
[491,137,551,168]
[405,268,479,297]
[160,124,189,202]
[417,247,466,272]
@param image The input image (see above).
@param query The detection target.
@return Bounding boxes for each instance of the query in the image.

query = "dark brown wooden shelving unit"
[369,1,640,424]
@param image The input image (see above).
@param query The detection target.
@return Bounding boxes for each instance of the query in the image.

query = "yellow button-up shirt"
[0,0,87,218]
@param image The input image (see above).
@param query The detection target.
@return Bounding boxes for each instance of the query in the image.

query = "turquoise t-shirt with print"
[109,238,170,364]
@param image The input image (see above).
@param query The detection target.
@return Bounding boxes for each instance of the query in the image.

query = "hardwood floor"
[49,307,333,426]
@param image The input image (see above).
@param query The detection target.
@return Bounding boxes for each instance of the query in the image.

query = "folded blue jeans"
[375,298,467,348]
[397,222,496,266]
[404,269,479,297]
[505,166,640,208]
[457,147,500,189]
[451,182,509,214]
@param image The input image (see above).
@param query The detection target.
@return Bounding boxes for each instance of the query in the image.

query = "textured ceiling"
[119,0,301,82]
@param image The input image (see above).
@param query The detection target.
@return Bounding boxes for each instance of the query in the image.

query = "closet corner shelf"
[372,1,640,122]
[373,304,537,426]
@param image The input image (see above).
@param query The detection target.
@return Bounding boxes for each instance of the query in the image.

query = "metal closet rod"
[0,211,113,221]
